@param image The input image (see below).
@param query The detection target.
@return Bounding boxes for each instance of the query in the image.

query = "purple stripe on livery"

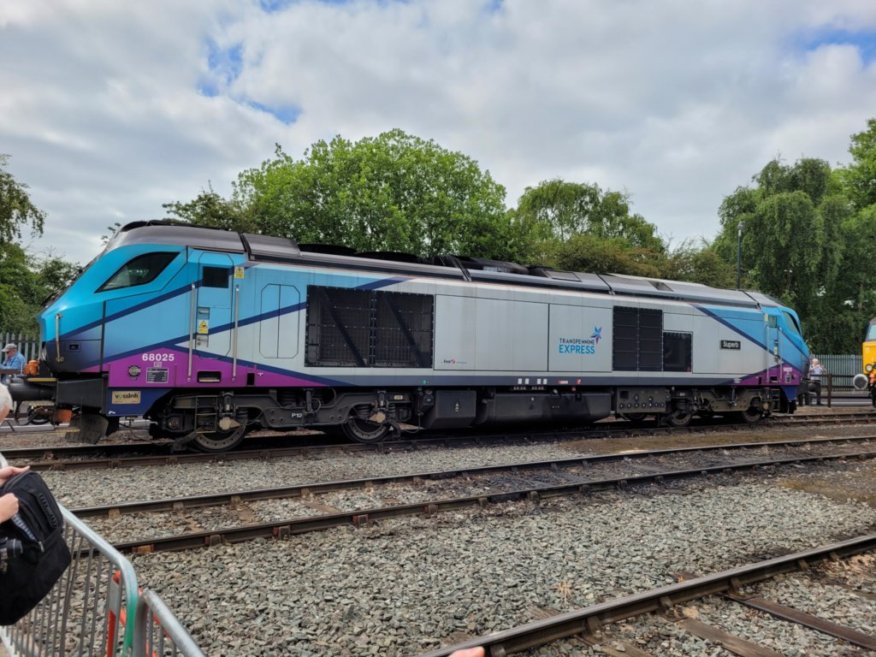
[104,349,329,388]
[733,364,803,387]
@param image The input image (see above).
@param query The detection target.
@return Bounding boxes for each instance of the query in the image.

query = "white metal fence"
[812,354,862,390]
[0,333,40,362]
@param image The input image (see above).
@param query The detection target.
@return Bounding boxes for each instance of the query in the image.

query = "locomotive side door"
[765,311,781,380]
[194,252,234,358]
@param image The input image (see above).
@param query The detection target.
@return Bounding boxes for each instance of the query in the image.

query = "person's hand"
[0,493,19,522]
[0,465,29,484]
[449,649,485,657]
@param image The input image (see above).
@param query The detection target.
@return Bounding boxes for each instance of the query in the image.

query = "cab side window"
[98,252,177,291]
[781,311,802,337]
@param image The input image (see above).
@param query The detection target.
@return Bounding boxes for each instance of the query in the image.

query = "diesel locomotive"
[852,317,876,406]
[14,221,810,451]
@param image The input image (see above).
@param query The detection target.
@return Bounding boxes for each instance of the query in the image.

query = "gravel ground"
[126,478,876,657]
[3,421,874,656]
[543,557,876,657]
[22,428,874,510]
[77,447,874,545]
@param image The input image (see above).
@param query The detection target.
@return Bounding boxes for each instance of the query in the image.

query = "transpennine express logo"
[590,326,602,343]
[558,327,602,355]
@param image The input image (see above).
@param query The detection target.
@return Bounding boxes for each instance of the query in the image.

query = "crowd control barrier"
[0,456,204,657]
[133,590,206,657]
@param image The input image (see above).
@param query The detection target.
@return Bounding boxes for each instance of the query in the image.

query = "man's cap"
[2,343,17,351]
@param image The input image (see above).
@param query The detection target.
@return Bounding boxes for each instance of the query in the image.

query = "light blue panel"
[259,284,300,359]
[197,252,234,356]
[103,290,191,357]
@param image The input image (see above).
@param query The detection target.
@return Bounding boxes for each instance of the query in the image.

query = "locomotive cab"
[852,318,876,405]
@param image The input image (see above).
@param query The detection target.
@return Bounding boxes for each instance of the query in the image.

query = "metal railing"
[1,505,140,656]
[0,456,204,657]
[812,353,863,390]
[0,333,40,363]
[133,591,206,657]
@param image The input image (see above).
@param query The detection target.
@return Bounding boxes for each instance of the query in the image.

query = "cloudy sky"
[2,0,876,266]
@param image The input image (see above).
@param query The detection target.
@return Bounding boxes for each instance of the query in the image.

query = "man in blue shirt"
[1,343,25,385]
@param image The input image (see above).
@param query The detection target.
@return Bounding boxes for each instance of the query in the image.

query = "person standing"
[0,344,25,385]
[0,342,24,384]
[809,358,825,406]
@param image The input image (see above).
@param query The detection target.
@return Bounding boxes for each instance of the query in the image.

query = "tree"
[163,187,250,233]
[0,155,45,244]
[745,191,823,305]
[713,158,850,350]
[546,234,665,277]
[840,118,876,211]
[662,240,736,289]
[515,179,665,252]
[0,242,79,334]
[173,131,528,262]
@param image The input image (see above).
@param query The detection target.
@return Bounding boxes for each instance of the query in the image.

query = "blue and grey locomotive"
[15,221,809,451]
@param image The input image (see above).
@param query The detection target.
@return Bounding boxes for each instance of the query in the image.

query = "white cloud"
[1,0,875,265]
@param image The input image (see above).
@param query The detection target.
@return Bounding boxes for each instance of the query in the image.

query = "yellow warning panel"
[234,266,245,279]
[112,391,141,404]
[197,320,209,334]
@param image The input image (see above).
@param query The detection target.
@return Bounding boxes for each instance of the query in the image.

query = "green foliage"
[163,188,251,232]
[185,131,525,261]
[546,234,665,277]
[662,241,736,289]
[0,242,79,334]
[714,157,852,351]
[516,179,664,253]
[0,155,45,244]
[746,191,822,306]
[840,118,876,211]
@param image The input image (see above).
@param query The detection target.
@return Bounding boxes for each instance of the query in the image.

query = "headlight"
[866,363,874,373]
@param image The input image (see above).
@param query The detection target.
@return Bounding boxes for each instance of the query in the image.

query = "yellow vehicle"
[853,318,876,406]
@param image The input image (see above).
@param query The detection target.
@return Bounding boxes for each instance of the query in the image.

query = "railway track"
[78,440,875,554]
[418,534,876,656]
[6,411,876,470]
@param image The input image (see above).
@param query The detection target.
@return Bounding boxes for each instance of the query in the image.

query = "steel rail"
[725,593,876,650]
[3,407,875,440]
[7,415,876,470]
[416,534,876,657]
[107,448,876,555]
[70,435,876,519]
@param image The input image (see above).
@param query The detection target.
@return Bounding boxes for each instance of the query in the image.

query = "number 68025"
[141,353,175,362]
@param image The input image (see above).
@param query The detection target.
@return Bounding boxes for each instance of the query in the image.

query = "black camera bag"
[0,471,72,625]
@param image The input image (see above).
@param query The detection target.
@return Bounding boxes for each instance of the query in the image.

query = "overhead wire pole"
[736,221,742,289]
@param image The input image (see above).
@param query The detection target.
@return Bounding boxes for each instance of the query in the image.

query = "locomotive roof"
[108,221,772,309]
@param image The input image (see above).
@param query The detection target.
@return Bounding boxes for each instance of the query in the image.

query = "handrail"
[133,590,206,657]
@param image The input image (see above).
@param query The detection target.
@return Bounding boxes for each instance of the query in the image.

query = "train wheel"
[192,425,247,452]
[26,405,52,425]
[342,416,390,443]
[738,405,763,424]
[664,408,693,427]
